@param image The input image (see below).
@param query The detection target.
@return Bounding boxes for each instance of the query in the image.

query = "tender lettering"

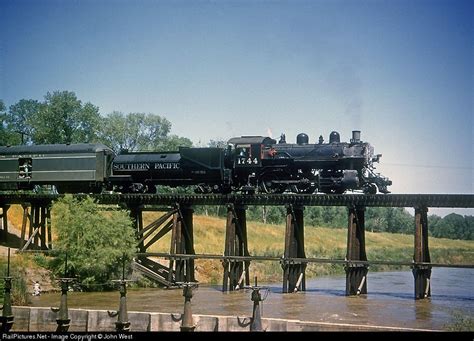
[154,162,180,170]
[113,163,150,171]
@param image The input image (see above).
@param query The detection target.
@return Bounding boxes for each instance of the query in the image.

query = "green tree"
[208,139,227,148]
[428,214,442,237]
[163,134,193,151]
[0,100,20,145]
[51,195,137,290]
[32,91,101,144]
[0,100,8,144]
[384,207,412,234]
[465,216,474,240]
[98,111,190,153]
[320,206,346,227]
[395,208,414,234]
[6,99,42,144]
[305,206,323,227]
[431,213,472,240]
[366,207,387,232]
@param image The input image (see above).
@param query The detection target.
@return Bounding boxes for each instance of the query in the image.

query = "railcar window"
[18,158,32,179]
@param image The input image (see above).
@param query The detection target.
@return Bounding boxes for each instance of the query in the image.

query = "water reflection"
[29,268,473,330]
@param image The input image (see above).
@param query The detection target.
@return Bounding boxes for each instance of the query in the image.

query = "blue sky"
[1,0,472,214]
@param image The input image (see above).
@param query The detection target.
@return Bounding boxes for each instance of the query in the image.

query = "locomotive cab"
[227,136,277,191]
[228,136,276,168]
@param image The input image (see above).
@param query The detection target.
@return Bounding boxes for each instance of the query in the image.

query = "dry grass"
[140,213,473,283]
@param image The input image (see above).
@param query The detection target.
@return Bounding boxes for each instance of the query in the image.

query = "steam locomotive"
[0,130,391,195]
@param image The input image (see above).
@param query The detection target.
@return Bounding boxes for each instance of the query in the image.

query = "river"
[29,268,473,331]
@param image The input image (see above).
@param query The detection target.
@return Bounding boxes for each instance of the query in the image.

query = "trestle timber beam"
[128,204,176,287]
[345,206,368,295]
[222,204,250,292]
[19,203,52,251]
[282,204,306,293]
[0,205,10,243]
[129,205,145,253]
[169,205,196,283]
[413,206,431,299]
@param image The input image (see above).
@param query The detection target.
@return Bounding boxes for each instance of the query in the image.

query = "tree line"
[1,90,472,241]
[195,205,473,240]
[0,91,192,152]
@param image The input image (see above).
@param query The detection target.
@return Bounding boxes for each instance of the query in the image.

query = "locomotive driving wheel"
[363,183,377,195]
[259,172,287,194]
[290,183,317,194]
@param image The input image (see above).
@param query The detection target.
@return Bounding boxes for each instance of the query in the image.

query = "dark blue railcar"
[0,144,115,193]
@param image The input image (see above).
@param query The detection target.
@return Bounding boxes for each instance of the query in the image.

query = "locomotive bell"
[296,133,309,145]
[329,131,340,143]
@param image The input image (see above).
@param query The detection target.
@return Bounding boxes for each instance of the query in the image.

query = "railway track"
[0,193,473,207]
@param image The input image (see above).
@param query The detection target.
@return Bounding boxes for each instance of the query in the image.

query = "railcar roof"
[0,143,114,155]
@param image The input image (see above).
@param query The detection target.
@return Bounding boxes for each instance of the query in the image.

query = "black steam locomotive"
[0,130,391,195]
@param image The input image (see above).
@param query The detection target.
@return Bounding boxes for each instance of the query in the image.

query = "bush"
[51,195,137,291]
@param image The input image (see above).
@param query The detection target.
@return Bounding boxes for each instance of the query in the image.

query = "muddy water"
[29,268,473,330]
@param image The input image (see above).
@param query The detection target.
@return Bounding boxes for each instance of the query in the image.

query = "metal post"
[282,205,306,293]
[108,257,131,331]
[345,206,368,295]
[0,248,14,332]
[180,283,198,332]
[51,254,73,332]
[250,277,263,332]
[223,204,250,291]
[412,206,431,300]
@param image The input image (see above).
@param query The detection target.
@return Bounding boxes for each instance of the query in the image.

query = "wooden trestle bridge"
[0,193,473,300]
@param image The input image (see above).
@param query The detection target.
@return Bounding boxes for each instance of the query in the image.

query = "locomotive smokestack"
[351,130,361,143]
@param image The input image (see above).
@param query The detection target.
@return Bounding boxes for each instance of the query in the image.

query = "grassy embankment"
[140,212,474,284]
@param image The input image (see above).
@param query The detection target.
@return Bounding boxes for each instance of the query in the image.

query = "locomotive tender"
[0,130,391,195]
